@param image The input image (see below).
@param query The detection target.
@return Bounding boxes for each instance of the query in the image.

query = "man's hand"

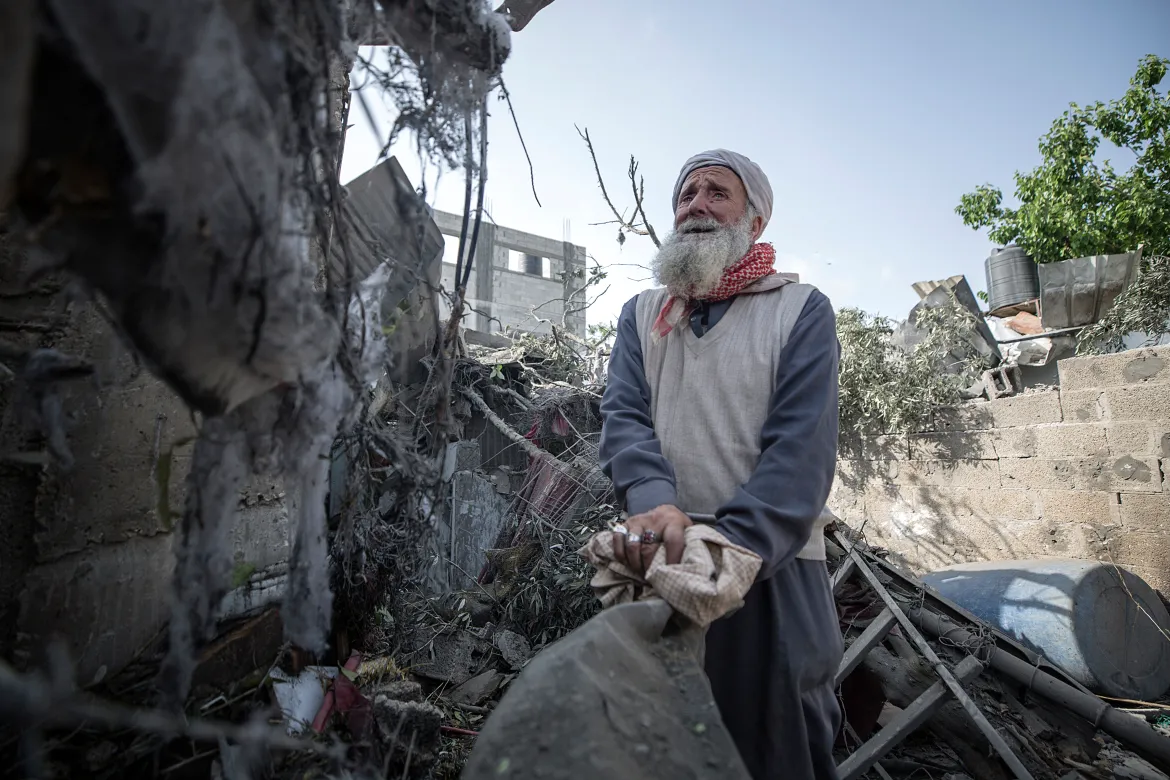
[613,504,693,577]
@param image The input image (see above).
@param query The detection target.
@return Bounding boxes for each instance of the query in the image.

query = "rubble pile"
[828,527,1170,780]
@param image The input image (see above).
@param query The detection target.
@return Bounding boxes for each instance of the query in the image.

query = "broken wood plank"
[832,531,1035,780]
[842,721,895,780]
[836,608,897,687]
[838,655,984,780]
[831,557,856,594]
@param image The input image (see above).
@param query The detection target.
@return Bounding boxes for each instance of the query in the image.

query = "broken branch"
[575,126,661,247]
[460,387,580,480]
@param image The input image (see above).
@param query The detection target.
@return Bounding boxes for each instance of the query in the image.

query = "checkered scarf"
[651,242,776,341]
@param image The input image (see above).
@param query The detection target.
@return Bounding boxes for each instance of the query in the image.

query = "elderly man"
[598,150,843,779]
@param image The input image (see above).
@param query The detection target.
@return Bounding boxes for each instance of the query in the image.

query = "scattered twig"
[450,702,492,715]
[1098,696,1170,711]
[440,725,480,737]
[627,156,661,248]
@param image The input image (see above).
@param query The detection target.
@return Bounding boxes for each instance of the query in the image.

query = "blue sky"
[340,0,1170,326]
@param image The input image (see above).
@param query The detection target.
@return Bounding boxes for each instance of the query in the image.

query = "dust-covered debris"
[0,0,523,774]
[829,528,1170,779]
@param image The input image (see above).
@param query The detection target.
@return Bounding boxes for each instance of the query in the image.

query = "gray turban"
[672,149,773,232]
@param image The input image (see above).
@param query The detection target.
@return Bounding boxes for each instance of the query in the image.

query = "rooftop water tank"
[985,245,1039,315]
[923,559,1170,700]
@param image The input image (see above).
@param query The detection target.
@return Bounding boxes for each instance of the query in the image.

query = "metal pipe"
[907,606,1170,770]
[835,534,1035,780]
[994,325,1084,344]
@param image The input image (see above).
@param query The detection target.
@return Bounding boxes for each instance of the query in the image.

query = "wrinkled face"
[674,166,752,230]
[652,167,762,299]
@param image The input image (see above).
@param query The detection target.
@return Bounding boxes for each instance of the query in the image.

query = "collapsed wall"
[830,344,1170,593]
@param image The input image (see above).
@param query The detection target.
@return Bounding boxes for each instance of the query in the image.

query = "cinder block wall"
[830,345,1170,593]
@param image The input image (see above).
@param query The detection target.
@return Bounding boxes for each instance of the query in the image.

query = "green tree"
[837,296,995,447]
[956,55,1170,262]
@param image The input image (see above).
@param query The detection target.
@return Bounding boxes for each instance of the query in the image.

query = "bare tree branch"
[628,156,661,248]
[575,126,662,248]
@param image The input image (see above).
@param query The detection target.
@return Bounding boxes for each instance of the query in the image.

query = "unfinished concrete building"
[431,209,588,340]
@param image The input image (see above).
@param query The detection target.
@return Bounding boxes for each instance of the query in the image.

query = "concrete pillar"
[474,222,496,333]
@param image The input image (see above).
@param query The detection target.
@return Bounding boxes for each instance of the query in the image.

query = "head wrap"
[671,149,773,233]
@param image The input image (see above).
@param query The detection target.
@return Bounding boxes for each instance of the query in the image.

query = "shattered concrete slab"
[450,470,511,589]
[409,630,495,687]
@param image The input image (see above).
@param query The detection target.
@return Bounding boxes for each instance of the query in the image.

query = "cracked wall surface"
[831,345,1170,594]
[0,235,293,680]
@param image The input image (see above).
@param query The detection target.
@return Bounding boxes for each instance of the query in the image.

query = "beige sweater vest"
[635,279,830,561]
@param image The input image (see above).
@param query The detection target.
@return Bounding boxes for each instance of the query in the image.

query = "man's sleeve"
[598,295,678,515]
[714,290,839,580]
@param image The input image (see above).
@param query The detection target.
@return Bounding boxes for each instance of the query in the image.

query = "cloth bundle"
[580,524,762,628]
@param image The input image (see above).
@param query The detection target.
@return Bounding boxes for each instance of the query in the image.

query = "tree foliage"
[956,55,1170,263]
[837,296,995,448]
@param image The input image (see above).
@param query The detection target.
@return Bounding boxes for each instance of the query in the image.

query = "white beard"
[652,215,755,299]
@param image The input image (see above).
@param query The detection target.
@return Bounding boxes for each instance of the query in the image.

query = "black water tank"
[524,254,543,276]
[985,245,1039,313]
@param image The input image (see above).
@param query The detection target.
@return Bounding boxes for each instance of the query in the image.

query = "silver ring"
[612,524,628,535]
[642,530,658,545]
[626,531,641,544]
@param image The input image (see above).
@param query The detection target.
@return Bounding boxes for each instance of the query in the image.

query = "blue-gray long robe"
[598,289,843,780]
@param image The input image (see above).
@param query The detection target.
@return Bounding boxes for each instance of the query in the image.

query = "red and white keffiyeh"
[651,242,776,340]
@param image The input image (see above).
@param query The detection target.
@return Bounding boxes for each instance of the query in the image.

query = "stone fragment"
[448,668,504,705]
[494,629,533,670]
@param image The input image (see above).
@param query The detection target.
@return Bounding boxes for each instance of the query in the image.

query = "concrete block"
[1118,493,1170,534]
[841,434,909,459]
[834,459,899,493]
[1060,389,1106,422]
[858,485,916,522]
[910,486,1041,522]
[494,226,565,259]
[18,533,177,682]
[1032,423,1108,457]
[1057,345,1170,391]
[896,488,1074,558]
[1097,532,1170,575]
[927,403,994,432]
[908,431,997,460]
[992,424,1107,458]
[988,427,1037,458]
[828,473,865,522]
[1102,382,1170,422]
[860,514,991,573]
[998,514,1101,559]
[986,391,1063,428]
[1000,455,1162,493]
[893,459,1000,490]
[1038,490,1121,529]
[1106,420,1170,457]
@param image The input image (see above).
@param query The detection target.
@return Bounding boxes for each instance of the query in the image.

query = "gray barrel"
[984,245,1039,313]
[923,559,1170,700]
